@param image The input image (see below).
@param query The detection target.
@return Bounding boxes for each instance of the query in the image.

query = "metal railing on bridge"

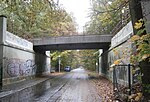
[110,6,131,36]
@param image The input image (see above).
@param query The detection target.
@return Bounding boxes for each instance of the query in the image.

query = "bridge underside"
[33,42,110,51]
[33,34,112,51]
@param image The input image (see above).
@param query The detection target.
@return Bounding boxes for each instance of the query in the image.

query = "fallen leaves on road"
[50,72,65,76]
[88,72,113,102]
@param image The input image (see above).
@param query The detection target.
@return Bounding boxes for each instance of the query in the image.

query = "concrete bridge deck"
[33,34,113,51]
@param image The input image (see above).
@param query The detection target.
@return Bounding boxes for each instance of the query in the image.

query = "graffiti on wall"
[5,58,37,77]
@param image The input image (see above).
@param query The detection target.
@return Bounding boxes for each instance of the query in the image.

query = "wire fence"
[113,64,131,101]
[112,64,143,101]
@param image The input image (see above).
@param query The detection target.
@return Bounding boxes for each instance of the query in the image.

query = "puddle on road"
[34,79,51,96]
[0,79,52,102]
[44,80,51,90]
[76,77,81,80]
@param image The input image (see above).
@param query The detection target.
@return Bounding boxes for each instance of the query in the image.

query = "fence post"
[128,64,131,95]
[113,66,118,92]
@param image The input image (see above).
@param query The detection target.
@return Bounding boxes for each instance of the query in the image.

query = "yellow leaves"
[109,59,121,69]
[137,92,142,98]
[134,22,142,29]
[128,94,137,99]
[114,51,119,56]
[134,19,143,29]
[137,43,145,51]
[113,59,121,65]
[135,92,142,101]
[142,54,150,60]
[112,49,119,56]
[130,35,140,42]
[128,92,143,101]
[140,34,150,40]
[131,19,150,63]
[135,96,140,101]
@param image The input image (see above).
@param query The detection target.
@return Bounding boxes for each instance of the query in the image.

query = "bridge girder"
[32,34,113,51]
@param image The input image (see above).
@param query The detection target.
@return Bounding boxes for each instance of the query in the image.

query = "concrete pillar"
[101,48,108,76]
[98,49,102,75]
[0,15,7,44]
[0,15,7,89]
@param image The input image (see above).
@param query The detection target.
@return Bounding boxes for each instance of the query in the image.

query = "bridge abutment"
[98,48,109,77]
[0,16,51,88]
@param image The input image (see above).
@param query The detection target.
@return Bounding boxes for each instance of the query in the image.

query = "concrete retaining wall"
[0,16,50,86]
[3,46,36,78]
[98,21,134,85]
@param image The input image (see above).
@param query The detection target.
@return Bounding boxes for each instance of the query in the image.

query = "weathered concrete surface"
[0,16,50,85]
[33,34,113,50]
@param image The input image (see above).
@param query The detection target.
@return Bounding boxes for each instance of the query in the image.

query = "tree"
[129,0,150,100]
[50,50,99,71]
[85,0,130,35]
[50,50,74,71]
[81,50,99,71]
[0,0,77,39]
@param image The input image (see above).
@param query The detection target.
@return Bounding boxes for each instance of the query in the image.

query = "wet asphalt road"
[32,68,102,102]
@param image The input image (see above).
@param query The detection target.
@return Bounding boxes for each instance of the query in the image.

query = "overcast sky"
[59,0,91,33]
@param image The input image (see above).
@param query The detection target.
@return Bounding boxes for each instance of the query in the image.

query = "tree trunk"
[140,60,150,100]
